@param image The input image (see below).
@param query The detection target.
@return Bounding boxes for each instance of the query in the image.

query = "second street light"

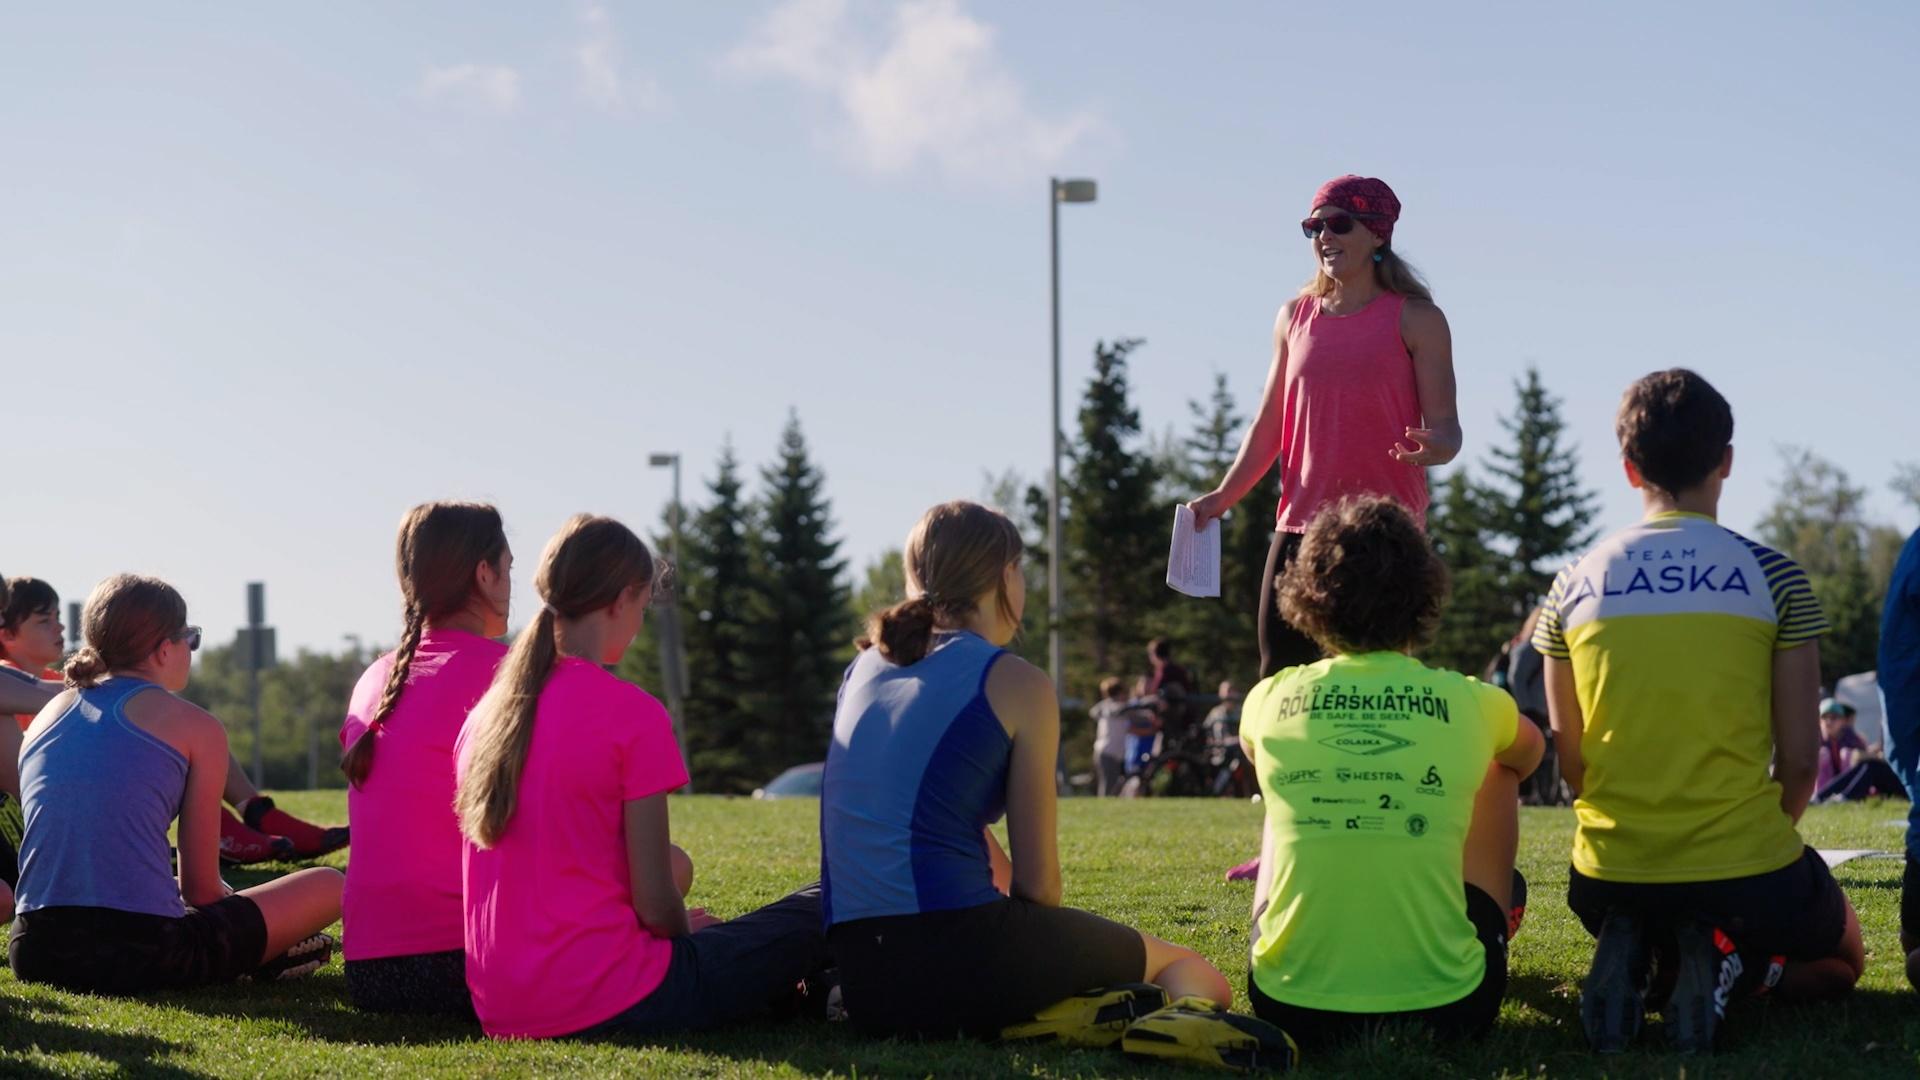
[1049,177,1096,697]
[648,451,691,791]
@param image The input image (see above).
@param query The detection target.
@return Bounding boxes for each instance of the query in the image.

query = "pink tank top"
[1274,293,1428,533]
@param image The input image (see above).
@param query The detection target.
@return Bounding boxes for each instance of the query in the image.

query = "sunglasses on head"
[1299,212,1381,239]
[171,625,202,653]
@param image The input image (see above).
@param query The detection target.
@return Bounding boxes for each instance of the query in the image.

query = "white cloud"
[577,2,666,113]
[724,0,1098,186]
[418,63,523,114]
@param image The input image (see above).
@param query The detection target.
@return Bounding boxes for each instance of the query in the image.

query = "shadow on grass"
[0,995,211,1078]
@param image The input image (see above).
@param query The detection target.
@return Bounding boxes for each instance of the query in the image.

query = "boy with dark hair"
[1535,369,1864,1054]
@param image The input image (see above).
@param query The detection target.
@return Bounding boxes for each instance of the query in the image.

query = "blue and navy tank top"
[821,630,1012,926]
[16,677,189,918]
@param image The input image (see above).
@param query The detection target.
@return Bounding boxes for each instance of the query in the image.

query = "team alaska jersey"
[1533,512,1828,883]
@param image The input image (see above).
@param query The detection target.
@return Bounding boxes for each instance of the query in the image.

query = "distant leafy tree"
[183,639,374,790]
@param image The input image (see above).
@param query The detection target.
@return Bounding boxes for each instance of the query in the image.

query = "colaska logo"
[1269,768,1323,786]
[1566,563,1750,605]
[1318,728,1412,756]
[1334,768,1405,783]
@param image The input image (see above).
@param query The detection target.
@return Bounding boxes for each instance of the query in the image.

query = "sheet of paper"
[1816,848,1902,869]
[1166,505,1221,598]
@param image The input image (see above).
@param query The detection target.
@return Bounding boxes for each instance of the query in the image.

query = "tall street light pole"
[1049,176,1097,695]
[648,452,692,791]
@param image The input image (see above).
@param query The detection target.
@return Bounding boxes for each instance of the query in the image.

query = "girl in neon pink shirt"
[454,514,826,1039]
[1188,175,1463,680]
[338,501,513,1015]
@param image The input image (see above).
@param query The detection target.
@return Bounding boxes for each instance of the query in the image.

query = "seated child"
[9,574,342,993]
[456,515,826,1039]
[823,501,1255,1063]
[1240,495,1542,1051]
[1536,369,1865,1053]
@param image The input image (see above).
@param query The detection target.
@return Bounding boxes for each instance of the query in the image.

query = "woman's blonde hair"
[859,500,1023,666]
[455,514,654,847]
[1300,247,1432,303]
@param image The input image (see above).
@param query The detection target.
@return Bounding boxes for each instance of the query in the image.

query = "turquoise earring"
[1372,252,1384,263]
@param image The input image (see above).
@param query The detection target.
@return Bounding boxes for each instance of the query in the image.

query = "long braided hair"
[341,501,506,787]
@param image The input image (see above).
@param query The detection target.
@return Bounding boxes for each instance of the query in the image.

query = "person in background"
[1815,699,1868,794]
[1205,681,1243,748]
[337,501,513,1015]
[456,515,824,1040]
[1089,677,1134,798]
[1124,675,1160,781]
[9,574,342,993]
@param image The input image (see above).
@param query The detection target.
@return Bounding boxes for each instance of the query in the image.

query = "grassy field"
[1,793,1916,1078]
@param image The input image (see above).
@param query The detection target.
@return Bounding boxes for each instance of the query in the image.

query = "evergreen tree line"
[173,351,1918,791]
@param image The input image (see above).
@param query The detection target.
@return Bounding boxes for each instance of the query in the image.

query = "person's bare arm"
[1496,711,1546,780]
[1189,300,1297,526]
[624,794,692,937]
[173,703,232,908]
[1392,298,1462,466]
[989,656,1062,906]
[0,677,54,716]
[1771,642,1823,823]
[986,827,1013,895]
[1544,656,1586,797]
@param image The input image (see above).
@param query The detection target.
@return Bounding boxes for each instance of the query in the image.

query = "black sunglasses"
[1299,212,1381,239]
[172,625,203,653]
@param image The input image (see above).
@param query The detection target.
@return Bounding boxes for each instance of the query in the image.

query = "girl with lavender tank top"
[1187,175,1463,679]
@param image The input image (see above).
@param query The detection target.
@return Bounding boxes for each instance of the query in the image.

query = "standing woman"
[337,501,512,1015]
[1189,175,1461,679]
[9,574,341,993]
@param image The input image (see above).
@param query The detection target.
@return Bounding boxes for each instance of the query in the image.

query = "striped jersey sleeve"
[1736,536,1830,648]
[1530,567,1573,660]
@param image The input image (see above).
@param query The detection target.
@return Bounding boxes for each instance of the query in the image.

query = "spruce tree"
[1483,365,1600,608]
[681,443,759,790]
[737,413,851,778]
[1063,339,1164,688]
[1425,469,1515,674]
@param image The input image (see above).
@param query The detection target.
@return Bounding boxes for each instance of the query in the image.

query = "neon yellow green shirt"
[1242,652,1518,1012]
[1532,512,1827,883]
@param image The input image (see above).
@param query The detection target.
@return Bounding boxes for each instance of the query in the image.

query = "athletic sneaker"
[1580,911,1648,1054]
[1001,983,1168,1047]
[1665,923,1741,1054]
[218,808,295,865]
[1224,857,1261,882]
[1121,996,1299,1073]
[240,796,350,858]
[242,932,335,982]
[1507,868,1529,940]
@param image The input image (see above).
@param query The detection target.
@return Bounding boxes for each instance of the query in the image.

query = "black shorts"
[1566,845,1849,961]
[1247,883,1508,1051]
[9,896,269,994]
[1258,530,1321,678]
[828,897,1148,1038]
[346,950,475,1017]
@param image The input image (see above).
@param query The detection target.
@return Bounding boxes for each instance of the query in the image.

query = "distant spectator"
[1815,699,1868,794]
[1205,681,1242,749]
[1089,677,1136,798]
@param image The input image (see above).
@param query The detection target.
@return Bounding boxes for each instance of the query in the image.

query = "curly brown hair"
[1277,496,1449,656]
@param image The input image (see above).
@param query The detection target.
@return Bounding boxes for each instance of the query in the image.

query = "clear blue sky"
[5,2,1915,653]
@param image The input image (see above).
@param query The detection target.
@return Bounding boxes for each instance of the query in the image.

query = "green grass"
[3,794,1917,1078]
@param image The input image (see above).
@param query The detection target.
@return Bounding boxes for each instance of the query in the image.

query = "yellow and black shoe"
[1000,983,1168,1048]
[1121,996,1300,1072]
